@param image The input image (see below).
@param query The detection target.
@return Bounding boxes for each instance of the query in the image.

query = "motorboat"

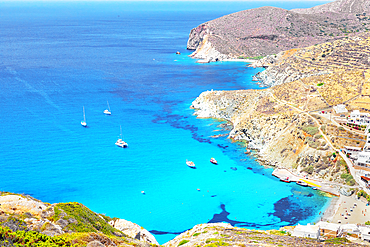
[186,160,196,168]
[210,157,217,164]
[296,180,308,187]
[280,177,291,183]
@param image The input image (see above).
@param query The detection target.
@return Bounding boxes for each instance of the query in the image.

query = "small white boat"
[296,180,308,187]
[81,106,87,127]
[104,101,111,115]
[186,160,196,168]
[210,157,217,164]
[115,125,128,148]
[141,191,145,195]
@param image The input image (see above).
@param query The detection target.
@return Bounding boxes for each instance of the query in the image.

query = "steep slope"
[188,0,370,62]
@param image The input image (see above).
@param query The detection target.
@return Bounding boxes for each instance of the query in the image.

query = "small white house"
[347,110,370,126]
[316,221,340,238]
[339,224,360,237]
[292,224,320,239]
[359,226,370,241]
[356,152,370,168]
[344,146,362,159]
[333,104,348,114]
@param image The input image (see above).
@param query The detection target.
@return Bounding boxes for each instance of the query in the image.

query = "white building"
[316,221,340,238]
[343,146,362,159]
[355,151,370,168]
[333,104,348,114]
[292,224,320,239]
[359,226,370,241]
[347,110,370,126]
[339,224,361,237]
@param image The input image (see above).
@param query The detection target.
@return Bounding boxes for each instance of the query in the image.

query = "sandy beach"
[327,194,370,224]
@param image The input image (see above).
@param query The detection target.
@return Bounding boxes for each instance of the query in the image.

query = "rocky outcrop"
[109,219,159,246]
[0,194,47,217]
[187,0,370,62]
[0,193,156,246]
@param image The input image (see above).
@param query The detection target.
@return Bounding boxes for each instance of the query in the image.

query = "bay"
[0,1,332,244]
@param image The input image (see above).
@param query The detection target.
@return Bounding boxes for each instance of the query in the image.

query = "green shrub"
[303,165,314,174]
[179,240,190,246]
[54,203,119,236]
[302,126,319,136]
[324,237,350,244]
[317,83,324,86]
[0,225,77,247]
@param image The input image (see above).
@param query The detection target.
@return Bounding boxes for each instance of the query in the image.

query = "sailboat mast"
[107,101,110,111]
[83,106,86,122]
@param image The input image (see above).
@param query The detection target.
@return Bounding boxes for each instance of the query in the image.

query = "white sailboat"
[104,101,111,115]
[115,125,128,148]
[81,106,87,127]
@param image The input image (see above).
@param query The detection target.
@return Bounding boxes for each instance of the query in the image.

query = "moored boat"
[296,180,308,187]
[280,177,291,183]
[186,160,196,168]
[104,101,111,115]
[81,106,87,127]
[210,157,217,164]
[115,125,128,148]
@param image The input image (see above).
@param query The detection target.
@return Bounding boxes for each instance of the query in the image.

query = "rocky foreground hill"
[187,0,370,62]
[0,192,363,246]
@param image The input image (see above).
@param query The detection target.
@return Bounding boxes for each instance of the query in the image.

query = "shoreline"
[192,89,348,226]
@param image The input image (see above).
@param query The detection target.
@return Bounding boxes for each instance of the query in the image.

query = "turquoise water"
[0,1,332,244]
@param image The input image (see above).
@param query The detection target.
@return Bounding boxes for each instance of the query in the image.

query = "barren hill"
[292,0,370,14]
[187,0,370,62]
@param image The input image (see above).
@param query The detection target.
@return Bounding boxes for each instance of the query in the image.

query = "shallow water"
[0,1,332,244]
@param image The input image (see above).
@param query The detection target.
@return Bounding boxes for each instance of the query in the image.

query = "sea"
[0,1,333,244]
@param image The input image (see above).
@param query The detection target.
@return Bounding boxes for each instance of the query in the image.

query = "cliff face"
[187,0,370,61]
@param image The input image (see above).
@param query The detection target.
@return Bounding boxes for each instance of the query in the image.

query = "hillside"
[0,193,364,246]
[164,223,360,247]
[190,30,370,186]
[0,192,158,247]
[187,0,370,62]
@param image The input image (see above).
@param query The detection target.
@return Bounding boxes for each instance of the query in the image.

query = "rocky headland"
[188,0,370,62]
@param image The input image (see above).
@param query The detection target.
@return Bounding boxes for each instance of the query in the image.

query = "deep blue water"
[0,1,333,244]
